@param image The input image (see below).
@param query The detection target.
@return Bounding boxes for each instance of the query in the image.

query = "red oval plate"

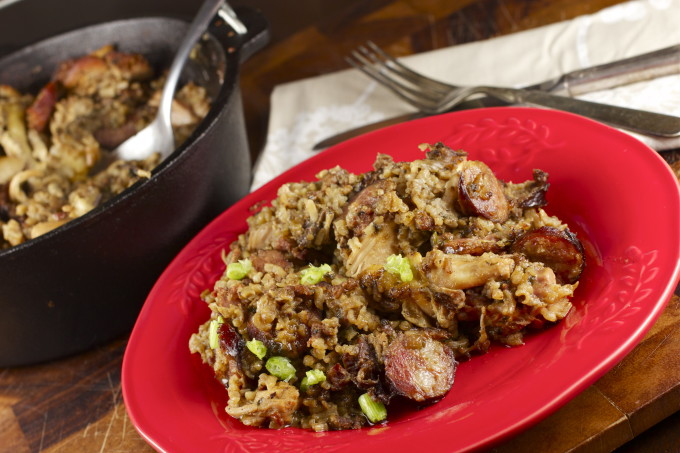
[122,107,680,452]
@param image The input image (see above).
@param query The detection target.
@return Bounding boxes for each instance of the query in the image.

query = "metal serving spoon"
[113,0,246,162]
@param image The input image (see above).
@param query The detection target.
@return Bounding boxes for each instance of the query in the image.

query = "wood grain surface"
[1,0,679,452]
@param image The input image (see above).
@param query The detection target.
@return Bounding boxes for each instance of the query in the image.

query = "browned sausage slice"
[457,161,509,223]
[384,330,456,402]
[26,81,60,132]
[511,226,585,284]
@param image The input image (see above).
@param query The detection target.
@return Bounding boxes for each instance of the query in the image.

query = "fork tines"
[345,41,450,110]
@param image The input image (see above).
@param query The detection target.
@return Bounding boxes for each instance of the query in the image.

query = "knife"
[313,44,680,150]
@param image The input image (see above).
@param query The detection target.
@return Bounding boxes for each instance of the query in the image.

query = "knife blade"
[313,44,680,150]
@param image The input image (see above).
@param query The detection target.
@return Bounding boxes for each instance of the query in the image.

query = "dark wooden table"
[1,1,679,452]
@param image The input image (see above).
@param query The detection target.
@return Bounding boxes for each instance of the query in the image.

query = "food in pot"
[0,45,210,249]
[189,143,585,431]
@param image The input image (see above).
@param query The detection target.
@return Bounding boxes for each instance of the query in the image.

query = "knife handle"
[547,45,680,96]
[510,88,680,137]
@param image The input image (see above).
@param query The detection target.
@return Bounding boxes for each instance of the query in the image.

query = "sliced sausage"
[384,330,456,402]
[26,81,60,132]
[457,160,509,222]
[511,226,585,284]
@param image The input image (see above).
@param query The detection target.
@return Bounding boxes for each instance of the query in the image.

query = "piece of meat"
[250,249,293,272]
[54,55,108,91]
[326,363,352,390]
[246,222,275,250]
[359,267,461,330]
[103,50,153,81]
[422,142,468,164]
[54,46,153,95]
[219,321,264,382]
[421,249,514,291]
[511,226,585,284]
[437,233,504,255]
[93,121,138,149]
[402,287,463,330]
[218,321,244,360]
[342,335,381,390]
[215,284,242,309]
[457,160,509,222]
[226,373,300,429]
[245,288,318,359]
[344,179,396,236]
[343,222,400,278]
[505,169,550,209]
[342,335,390,402]
[532,266,560,300]
[247,319,310,359]
[413,210,435,231]
[26,81,60,132]
[384,329,456,402]
[360,267,405,313]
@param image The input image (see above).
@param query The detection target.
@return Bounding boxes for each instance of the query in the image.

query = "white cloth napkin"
[252,0,680,190]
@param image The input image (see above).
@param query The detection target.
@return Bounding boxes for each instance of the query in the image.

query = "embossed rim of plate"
[122,107,680,453]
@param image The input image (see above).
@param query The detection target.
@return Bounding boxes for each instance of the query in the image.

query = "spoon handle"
[158,0,228,121]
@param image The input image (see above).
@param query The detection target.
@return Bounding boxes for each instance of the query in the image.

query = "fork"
[347,42,680,138]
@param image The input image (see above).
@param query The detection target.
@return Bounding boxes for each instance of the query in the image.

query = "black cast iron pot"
[0,7,268,366]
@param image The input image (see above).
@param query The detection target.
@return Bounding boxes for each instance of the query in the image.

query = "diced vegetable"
[208,316,224,349]
[385,254,413,282]
[246,338,267,359]
[265,356,296,382]
[358,393,387,423]
[226,259,252,280]
[300,263,332,285]
[305,369,326,385]
[300,369,326,391]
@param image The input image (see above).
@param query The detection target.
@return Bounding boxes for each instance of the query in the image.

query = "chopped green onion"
[358,393,387,423]
[300,263,332,285]
[265,356,296,382]
[226,259,253,280]
[305,369,326,385]
[385,254,413,282]
[246,339,267,359]
[300,369,326,391]
[208,316,224,349]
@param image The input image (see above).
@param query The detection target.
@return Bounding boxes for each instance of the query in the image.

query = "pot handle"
[211,5,269,63]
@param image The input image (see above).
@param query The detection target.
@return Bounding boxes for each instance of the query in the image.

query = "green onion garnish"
[300,263,332,285]
[265,356,296,382]
[208,316,224,349]
[300,369,326,391]
[226,259,253,280]
[385,254,413,282]
[358,393,387,423]
[305,369,326,385]
[245,339,267,359]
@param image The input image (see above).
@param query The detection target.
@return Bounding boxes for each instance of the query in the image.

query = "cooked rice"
[0,45,210,249]
[190,142,584,431]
